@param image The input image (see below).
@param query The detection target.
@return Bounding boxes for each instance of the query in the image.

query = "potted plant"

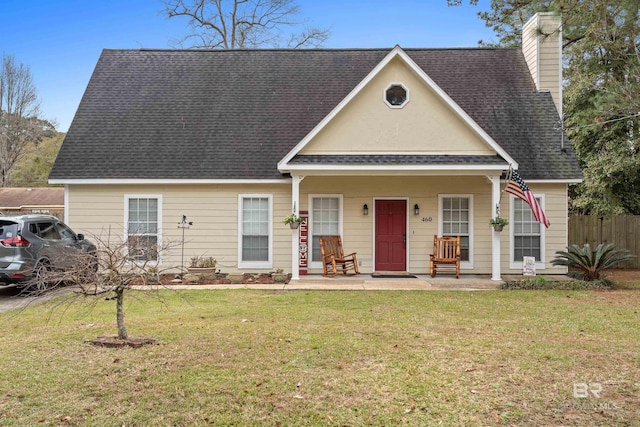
[271,267,287,284]
[489,216,509,232]
[146,266,159,284]
[283,213,303,229]
[188,256,218,275]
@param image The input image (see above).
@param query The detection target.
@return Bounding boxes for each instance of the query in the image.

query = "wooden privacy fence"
[568,216,640,269]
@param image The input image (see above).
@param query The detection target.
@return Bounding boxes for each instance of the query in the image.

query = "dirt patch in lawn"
[603,268,640,284]
[600,268,640,292]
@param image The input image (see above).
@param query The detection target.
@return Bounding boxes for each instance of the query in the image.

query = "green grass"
[500,275,614,290]
[1,289,639,426]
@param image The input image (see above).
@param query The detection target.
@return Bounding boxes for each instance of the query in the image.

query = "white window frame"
[509,194,546,270]
[124,194,162,265]
[383,82,410,109]
[238,194,273,269]
[308,194,343,270]
[438,194,474,269]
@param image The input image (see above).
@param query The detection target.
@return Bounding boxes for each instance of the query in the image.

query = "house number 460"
[421,217,432,222]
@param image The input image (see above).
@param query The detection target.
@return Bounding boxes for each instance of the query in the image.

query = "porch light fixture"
[414,204,420,215]
[363,204,369,216]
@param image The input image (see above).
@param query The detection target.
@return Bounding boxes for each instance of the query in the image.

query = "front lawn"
[1,289,638,426]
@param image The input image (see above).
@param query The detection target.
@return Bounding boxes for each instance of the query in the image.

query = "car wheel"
[89,251,99,272]
[31,261,53,294]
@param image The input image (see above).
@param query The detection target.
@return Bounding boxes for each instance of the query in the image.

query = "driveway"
[0,286,72,314]
[0,286,26,313]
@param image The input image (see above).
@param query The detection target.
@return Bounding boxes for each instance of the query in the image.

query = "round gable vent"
[384,84,408,108]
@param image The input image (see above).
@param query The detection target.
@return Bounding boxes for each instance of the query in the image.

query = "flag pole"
[496,165,514,217]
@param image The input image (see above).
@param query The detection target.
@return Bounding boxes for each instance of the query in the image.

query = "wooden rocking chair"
[429,235,461,278]
[319,236,359,277]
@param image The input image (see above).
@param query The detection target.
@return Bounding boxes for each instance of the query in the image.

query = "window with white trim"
[126,196,160,262]
[440,196,472,262]
[239,195,271,268]
[384,83,408,107]
[310,196,341,264]
[512,197,542,262]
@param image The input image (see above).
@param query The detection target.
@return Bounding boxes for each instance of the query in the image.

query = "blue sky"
[2,0,494,132]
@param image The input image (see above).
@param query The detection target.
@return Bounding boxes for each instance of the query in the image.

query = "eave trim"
[48,178,291,185]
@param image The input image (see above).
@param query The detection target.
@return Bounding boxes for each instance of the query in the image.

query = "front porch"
[284,174,506,281]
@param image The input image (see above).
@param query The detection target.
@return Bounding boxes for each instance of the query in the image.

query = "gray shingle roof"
[50,48,582,181]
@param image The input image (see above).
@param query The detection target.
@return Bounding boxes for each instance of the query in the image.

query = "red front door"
[375,200,407,271]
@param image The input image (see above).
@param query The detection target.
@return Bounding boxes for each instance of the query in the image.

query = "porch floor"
[168,274,563,291]
[289,273,502,291]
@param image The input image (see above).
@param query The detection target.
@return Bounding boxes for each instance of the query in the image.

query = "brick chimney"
[522,12,562,117]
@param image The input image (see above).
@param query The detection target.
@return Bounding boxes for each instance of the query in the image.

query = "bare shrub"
[25,227,181,340]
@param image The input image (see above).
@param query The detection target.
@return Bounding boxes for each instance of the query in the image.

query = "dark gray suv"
[0,215,96,286]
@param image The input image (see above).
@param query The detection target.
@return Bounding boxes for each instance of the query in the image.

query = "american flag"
[506,169,550,228]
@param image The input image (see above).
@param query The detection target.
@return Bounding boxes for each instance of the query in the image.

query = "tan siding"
[300,57,496,156]
[522,13,562,114]
[537,12,562,100]
[500,183,568,275]
[68,184,294,274]
[68,180,569,276]
[522,20,538,85]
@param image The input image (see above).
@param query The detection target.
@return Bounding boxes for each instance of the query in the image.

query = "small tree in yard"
[26,228,179,344]
[551,243,635,282]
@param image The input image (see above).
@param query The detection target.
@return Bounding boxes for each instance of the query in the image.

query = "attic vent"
[384,83,408,108]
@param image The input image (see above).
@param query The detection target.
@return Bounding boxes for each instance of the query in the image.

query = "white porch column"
[489,175,502,281]
[290,175,304,281]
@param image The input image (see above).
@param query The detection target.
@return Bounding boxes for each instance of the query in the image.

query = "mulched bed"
[501,268,640,290]
[90,336,157,348]
[156,273,290,286]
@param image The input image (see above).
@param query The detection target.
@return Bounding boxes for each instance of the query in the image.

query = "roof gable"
[278,46,517,171]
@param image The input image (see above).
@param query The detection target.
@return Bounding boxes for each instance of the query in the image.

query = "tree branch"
[160,0,329,49]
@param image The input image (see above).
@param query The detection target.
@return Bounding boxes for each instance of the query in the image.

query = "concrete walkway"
[165,274,508,291]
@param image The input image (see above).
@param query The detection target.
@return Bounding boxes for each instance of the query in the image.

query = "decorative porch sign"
[522,256,536,276]
[298,211,308,275]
